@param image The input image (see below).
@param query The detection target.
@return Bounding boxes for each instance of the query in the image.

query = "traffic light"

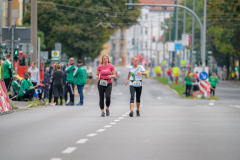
[14,49,19,61]
[127,0,134,10]
[235,66,238,71]
[152,36,156,42]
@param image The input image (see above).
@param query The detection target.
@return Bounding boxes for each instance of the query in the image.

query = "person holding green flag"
[209,73,219,96]
[73,60,87,106]
[125,56,147,117]
[3,54,14,91]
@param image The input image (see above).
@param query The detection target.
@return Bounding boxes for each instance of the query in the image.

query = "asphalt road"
[1,67,240,160]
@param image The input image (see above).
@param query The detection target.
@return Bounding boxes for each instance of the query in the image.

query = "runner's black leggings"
[130,86,142,103]
[211,87,216,96]
[98,82,112,110]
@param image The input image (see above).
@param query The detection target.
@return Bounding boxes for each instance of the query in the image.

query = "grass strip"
[154,77,219,100]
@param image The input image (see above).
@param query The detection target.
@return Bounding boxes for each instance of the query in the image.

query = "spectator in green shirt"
[209,73,219,96]
[3,54,14,91]
[19,73,35,101]
[184,71,192,97]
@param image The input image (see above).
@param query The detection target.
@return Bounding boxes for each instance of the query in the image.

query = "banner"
[172,67,179,77]
[0,80,13,114]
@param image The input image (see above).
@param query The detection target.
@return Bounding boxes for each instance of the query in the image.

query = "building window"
[145,27,148,34]
[140,27,143,34]
[145,14,148,20]
[145,42,148,49]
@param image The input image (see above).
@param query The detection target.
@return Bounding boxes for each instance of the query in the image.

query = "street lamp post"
[126,3,206,70]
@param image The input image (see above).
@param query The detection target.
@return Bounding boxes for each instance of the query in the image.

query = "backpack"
[190,74,196,82]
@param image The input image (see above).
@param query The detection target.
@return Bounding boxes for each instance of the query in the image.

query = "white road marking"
[157,97,162,99]
[118,117,124,120]
[104,125,112,128]
[122,115,127,117]
[76,139,88,144]
[87,133,97,137]
[110,122,116,125]
[50,158,62,160]
[96,129,106,132]
[114,119,120,122]
[62,147,77,154]
[209,102,214,106]
[229,105,234,107]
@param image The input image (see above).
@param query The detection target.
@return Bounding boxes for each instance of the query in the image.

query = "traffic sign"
[199,71,208,81]
[175,42,182,50]
[22,43,34,55]
[51,50,60,60]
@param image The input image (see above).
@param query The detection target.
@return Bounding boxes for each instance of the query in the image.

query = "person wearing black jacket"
[48,61,56,104]
[53,64,64,105]
[43,67,50,99]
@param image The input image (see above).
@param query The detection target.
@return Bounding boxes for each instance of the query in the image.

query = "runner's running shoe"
[101,112,105,117]
[129,111,134,117]
[136,110,140,117]
[106,110,110,116]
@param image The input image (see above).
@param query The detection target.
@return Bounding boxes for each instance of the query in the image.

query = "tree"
[207,0,240,79]
[24,0,141,60]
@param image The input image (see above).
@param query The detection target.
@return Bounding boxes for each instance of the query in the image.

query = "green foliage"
[23,0,141,59]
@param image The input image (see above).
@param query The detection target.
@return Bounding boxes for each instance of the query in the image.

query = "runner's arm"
[107,70,116,78]
[95,71,100,80]
[125,72,131,86]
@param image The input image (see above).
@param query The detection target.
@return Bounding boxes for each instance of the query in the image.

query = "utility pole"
[0,0,2,44]
[172,0,177,67]
[183,0,186,61]
[22,0,25,24]
[157,11,160,66]
[202,0,207,68]
[150,17,153,76]
[133,26,136,57]
[31,0,38,63]
[7,0,12,27]
[191,0,195,71]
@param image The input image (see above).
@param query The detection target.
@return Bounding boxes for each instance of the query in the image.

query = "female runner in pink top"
[95,55,116,117]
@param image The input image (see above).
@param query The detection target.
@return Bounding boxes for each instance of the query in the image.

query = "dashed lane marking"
[104,125,112,128]
[87,133,97,137]
[122,115,127,117]
[110,122,116,125]
[118,117,124,120]
[62,147,77,154]
[50,158,62,160]
[76,139,88,144]
[113,93,123,95]
[96,129,106,132]
[209,102,214,106]
[157,97,162,99]
[114,119,120,122]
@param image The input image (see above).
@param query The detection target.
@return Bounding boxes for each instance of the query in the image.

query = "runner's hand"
[107,75,112,78]
[125,80,129,86]
[137,71,142,75]
[95,75,99,80]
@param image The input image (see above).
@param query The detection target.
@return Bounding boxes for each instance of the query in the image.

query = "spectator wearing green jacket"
[19,73,35,101]
[209,73,219,96]
[3,54,14,91]
[73,60,87,105]
[65,58,75,106]
[184,71,192,97]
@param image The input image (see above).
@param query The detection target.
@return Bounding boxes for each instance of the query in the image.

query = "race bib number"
[100,80,108,86]
[132,81,142,87]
